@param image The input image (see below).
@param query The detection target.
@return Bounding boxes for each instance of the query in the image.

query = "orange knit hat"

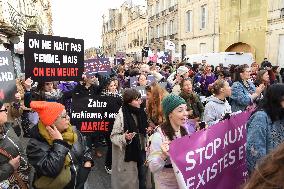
[30,101,65,126]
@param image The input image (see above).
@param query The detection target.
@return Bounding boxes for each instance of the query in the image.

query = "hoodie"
[203,96,232,126]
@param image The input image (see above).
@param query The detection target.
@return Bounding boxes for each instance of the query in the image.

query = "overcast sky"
[51,0,146,49]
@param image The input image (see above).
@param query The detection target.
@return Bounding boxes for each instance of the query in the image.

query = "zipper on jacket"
[68,152,77,189]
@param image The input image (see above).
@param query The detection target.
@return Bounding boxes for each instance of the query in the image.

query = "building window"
[248,0,260,17]
[164,22,168,36]
[169,20,174,35]
[150,27,154,39]
[281,8,284,18]
[200,43,206,53]
[231,0,238,6]
[148,5,152,16]
[200,4,207,29]
[186,10,192,32]
[170,0,175,7]
[161,23,164,37]
[157,25,160,38]
[156,2,159,14]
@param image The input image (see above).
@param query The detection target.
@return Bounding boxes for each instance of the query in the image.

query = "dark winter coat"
[26,126,93,189]
[0,123,29,184]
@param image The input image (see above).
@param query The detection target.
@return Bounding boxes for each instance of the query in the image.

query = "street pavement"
[86,146,111,189]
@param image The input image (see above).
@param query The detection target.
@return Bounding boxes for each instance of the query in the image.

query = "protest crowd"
[1,33,284,189]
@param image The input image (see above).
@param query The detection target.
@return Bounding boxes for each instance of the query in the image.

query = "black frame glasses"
[0,108,8,113]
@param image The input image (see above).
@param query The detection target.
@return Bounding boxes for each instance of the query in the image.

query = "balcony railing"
[169,4,178,12]
[0,1,24,36]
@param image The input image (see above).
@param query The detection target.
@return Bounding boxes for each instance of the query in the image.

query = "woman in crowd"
[137,74,148,87]
[250,62,259,82]
[246,84,284,174]
[179,78,204,122]
[23,79,65,136]
[148,94,188,189]
[0,100,30,189]
[167,65,189,87]
[203,79,232,126]
[113,77,122,93]
[230,64,265,112]
[26,101,93,189]
[111,88,148,189]
[170,66,190,95]
[273,66,283,83]
[117,66,128,89]
[101,78,123,175]
[243,141,284,189]
[254,69,270,88]
[200,64,216,97]
[145,82,168,129]
[254,69,270,102]
[24,81,63,104]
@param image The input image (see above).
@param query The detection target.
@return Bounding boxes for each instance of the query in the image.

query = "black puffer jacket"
[26,125,93,189]
[0,123,29,182]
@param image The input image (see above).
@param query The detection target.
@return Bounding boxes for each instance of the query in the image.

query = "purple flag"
[169,111,251,189]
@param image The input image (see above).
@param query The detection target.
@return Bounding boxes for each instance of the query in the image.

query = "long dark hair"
[255,84,284,122]
[161,118,188,141]
[243,142,284,189]
[233,64,249,82]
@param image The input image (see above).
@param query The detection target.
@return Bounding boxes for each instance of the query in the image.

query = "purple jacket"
[200,73,216,96]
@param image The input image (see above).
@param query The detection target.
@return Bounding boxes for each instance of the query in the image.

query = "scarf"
[122,104,147,165]
[38,122,78,166]
[45,89,63,101]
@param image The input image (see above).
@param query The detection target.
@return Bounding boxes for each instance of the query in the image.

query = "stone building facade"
[0,0,53,76]
[219,0,267,64]
[147,0,178,52]
[266,0,284,66]
[102,2,147,60]
[178,0,219,60]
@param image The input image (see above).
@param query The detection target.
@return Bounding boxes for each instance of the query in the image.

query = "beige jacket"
[110,108,139,189]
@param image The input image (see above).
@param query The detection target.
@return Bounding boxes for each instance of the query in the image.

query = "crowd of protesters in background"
[1,56,284,189]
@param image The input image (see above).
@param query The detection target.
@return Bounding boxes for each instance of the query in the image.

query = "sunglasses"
[0,108,8,113]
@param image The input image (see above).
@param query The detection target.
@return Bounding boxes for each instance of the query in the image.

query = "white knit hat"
[177,66,189,76]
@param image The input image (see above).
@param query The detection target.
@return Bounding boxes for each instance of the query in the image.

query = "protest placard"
[0,51,17,102]
[130,75,156,88]
[24,32,84,82]
[169,111,251,189]
[70,94,121,134]
[116,52,126,59]
[84,58,111,76]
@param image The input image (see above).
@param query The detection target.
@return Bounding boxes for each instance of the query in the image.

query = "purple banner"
[169,111,251,189]
[84,58,111,76]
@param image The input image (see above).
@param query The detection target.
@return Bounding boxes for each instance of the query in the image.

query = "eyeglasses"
[58,114,69,120]
[0,108,8,113]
